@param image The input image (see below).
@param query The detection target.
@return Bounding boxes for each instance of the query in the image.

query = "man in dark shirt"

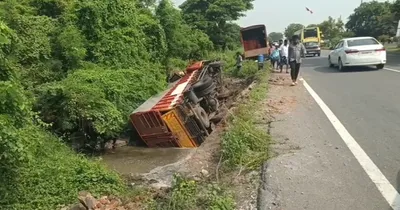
[288,35,306,86]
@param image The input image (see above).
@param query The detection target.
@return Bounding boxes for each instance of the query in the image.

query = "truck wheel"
[194,106,210,128]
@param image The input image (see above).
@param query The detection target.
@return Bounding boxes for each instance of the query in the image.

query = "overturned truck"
[130,60,224,148]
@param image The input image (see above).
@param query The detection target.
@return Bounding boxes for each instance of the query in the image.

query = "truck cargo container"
[240,24,269,59]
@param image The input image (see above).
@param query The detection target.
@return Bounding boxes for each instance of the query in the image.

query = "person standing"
[235,52,243,75]
[277,39,283,69]
[268,43,276,68]
[288,35,306,86]
[279,39,289,73]
[257,54,264,70]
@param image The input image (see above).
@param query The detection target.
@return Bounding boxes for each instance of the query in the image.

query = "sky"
[172,0,389,33]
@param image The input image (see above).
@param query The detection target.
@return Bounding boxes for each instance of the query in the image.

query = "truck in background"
[294,26,324,57]
[240,24,269,59]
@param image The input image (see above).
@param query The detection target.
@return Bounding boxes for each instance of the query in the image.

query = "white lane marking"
[300,78,400,210]
[385,68,400,73]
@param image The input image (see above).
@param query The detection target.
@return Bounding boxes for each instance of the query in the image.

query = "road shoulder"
[258,73,390,210]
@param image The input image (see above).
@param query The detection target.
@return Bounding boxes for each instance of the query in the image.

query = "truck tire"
[194,106,210,128]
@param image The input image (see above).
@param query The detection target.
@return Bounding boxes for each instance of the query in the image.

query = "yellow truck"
[294,27,324,57]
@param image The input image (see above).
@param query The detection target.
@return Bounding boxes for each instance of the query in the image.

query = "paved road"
[386,52,400,69]
[262,51,400,209]
[302,50,400,191]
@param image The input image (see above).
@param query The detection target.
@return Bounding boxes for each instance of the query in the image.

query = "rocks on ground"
[63,190,168,210]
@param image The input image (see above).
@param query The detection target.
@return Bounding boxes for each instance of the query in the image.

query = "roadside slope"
[259,73,390,210]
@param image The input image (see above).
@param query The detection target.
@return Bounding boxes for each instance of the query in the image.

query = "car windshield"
[347,38,379,47]
[304,28,318,38]
[304,42,319,47]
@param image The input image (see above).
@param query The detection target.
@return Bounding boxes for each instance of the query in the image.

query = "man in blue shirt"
[257,54,264,70]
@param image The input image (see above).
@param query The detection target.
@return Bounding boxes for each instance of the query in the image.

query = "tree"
[156,0,212,61]
[268,32,283,41]
[318,16,343,42]
[284,23,304,39]
[393,0,400,21]
[180,0,254,49]
[346,1,396,38]
[307,24,318,27]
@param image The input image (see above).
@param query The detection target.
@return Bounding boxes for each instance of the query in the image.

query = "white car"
[328,37,386,71]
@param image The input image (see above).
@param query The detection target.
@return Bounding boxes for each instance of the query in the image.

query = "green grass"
[221,65,271,170]
[148,174,236,210]
[0,125,126,210]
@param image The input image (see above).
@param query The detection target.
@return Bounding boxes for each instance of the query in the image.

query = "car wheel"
[328,56,334,68]
[376,64,384,69]
[318,53,321,57]
[338,58,345,71]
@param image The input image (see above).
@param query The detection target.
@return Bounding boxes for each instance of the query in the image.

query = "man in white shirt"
[279,39,289,73]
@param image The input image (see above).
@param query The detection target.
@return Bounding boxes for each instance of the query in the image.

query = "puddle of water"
[100,146,194,175]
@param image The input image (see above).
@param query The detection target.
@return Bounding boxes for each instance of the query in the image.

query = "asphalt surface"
[262,51,400,209]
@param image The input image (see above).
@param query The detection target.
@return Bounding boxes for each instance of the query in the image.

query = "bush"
[0,125,125,210]
[0,22,125,210]
[151,174,235,210]
[35,65,166,149]
[222,69,271,169]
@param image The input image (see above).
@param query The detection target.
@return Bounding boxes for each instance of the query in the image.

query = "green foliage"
[393,0,400,21]
[318,16,344,43]
[284,23,304,39]
[304,1,400,48]
[0,0,251,206]
[222,68,270,170]
[151,174,236,210]
[0,20,125,210]
[346,1,396,38]
[268,32,283,41]
[75,0,154,68]
[180,0,253,50]
[378,35,390,44]
[156,0,212,71]
[167,175,198,210]
[36,65,166,149]
[1,126,125,210]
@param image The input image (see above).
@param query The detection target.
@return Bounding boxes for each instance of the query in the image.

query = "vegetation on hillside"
[0,0,255,209]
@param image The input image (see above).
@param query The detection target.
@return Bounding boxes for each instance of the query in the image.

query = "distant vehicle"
[240,24,269,59]
[294,26,323,56]
[304,41,321,57]
[328,37,386,71]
